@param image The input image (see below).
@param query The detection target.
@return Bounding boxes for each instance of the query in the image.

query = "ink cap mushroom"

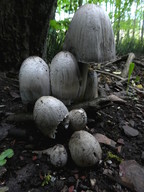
[33,144,68,168]
[33,96,69,139]
[69,130,102,167]
[69,108,87,131]
[19,56,51,105]
[50,51,80,105]
[63,4,116,100]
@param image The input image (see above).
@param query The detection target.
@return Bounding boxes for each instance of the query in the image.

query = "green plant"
[0,149,14,166]
[47,19,70,63]
[41,173,51,186]
[127,62,135,92]
[107,151,123,163]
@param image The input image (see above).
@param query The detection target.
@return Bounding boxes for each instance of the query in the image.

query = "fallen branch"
[6,113,33,123]
[133,59,144,68]
[6,95,126,122]
[121,53,135,78]
[105,54,128,66]
[69,95,126,110]
[94,69,124,80]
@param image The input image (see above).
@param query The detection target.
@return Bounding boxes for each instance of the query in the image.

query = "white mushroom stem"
[78,63,89,100]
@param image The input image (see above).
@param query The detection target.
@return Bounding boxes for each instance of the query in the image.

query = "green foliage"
[127,62,135,92]
[42,173,51,186]
[107,151,123,163]
[0,149,14,166]
[116,37,144,55]
[47,19,70,62]
[47,0,144,62]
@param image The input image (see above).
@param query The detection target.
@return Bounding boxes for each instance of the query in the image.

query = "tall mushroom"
[63,4,115,99]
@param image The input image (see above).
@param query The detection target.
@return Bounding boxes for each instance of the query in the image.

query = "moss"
[107,151,123,163]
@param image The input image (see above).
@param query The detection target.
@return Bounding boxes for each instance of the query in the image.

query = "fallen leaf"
[94,133,116,148]
[122,125,139,137]
[113,71,121,75]
[136,84,143,89]
[108,94,126,103]
[119,160,144,192]
[9,91,20,99]
[68,185,74,192]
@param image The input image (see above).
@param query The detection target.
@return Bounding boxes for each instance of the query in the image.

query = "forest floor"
[0,54,144,192]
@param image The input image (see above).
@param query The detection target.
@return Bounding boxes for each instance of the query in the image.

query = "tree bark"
[0,0,57,70]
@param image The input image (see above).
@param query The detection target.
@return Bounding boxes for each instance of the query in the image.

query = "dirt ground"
[0,55,144,192]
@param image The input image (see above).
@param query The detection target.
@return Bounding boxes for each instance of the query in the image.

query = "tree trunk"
[0,0,57,70]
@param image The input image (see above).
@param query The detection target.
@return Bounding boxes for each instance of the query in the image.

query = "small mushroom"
[69,130,102,167]
[69,108,87,131]
[33,96,69,139]
[63,4,115,100]
[19,56,51,105]
[84,69,98,101]
[33,144,68,168]
[50,51,80,105]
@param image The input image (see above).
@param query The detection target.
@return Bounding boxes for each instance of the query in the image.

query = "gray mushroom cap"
[63,4,115,63]
[50,51,80,105]
[19,56,51,104]
[69,130,102,167]
[69,108,87,131]
[33,96,69,139]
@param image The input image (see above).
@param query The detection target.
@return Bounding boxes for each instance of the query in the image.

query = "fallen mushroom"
[63,4,115,99]
[33,144,68,168]
[19,56,51,105]
[50,51,80,105]
[33,96,69,139]
[84,69,98,101]
[69,108,87,131]
[69,130,102,167]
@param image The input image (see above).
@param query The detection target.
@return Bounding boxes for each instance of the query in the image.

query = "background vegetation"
[47,0,144,62]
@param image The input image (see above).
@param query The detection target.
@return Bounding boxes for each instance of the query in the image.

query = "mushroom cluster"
[18,3,116,167]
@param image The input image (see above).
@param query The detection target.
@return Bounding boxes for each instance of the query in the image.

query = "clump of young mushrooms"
[18,3,117,168]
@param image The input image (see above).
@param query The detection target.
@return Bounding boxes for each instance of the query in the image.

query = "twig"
[94,69,124,80]
[121,53,135,78]
[69,95,126,111]
[6,113,33,123]
[133,59,144,68]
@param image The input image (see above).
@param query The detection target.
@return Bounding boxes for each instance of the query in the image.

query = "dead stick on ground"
[121,52,135,78]
[6,96,126,122]
[133,59,144,68]
[6,113,33,122]
[94,69,124,80]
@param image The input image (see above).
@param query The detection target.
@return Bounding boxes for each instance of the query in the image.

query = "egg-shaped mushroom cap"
[50,51,80,105]
[49,144,68,167]
[33,96,69,138]
[19,56,50,104]
[63,4,115,63]
[69,130,102,167]
[69,108,87,131]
